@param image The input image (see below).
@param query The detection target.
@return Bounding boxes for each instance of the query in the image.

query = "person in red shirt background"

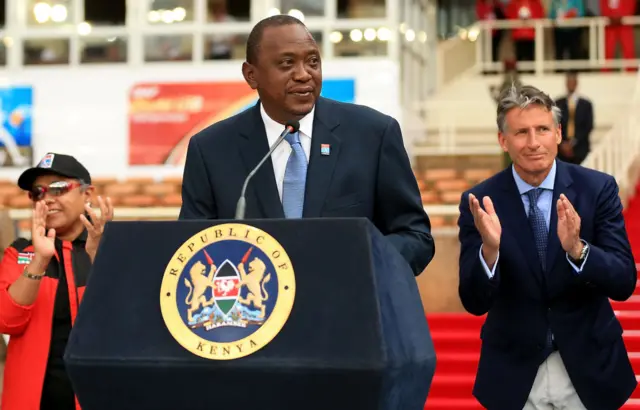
[476,0,507,73]
[506,0,545,68]
[600,0,636,71]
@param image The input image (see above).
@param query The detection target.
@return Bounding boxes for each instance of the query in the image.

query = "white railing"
[433,16,640,89]
[408,98,630,155]
[582,69,640,200]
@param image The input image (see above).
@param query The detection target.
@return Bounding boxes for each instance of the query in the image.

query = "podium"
[64,218,436,410]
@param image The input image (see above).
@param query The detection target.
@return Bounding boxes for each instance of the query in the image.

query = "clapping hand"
[557,194,583,259]
[31,201,56,267]
[80,196,114,263]
[469,193,501,266]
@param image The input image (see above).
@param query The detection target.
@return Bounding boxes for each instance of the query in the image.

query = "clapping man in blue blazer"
[458,84,637,409]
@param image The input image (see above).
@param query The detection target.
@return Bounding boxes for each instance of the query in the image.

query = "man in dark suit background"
[458,84,636,409]
[556,71,593,165]
[178,15,435,276]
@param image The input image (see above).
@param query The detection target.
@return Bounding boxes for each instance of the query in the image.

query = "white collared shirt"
[260,103,314,200]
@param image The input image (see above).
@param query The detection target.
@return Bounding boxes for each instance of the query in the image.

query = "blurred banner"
[0,86,33,168]
[128,79,356,166]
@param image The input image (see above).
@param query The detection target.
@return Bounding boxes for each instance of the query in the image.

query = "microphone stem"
[235,127,293,220]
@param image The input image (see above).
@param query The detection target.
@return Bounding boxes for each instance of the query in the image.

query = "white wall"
[0,58,400,180]
[425,72,639,134]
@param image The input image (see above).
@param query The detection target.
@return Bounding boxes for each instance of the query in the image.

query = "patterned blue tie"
[526,188,554,356]
[526,188,548,271]
[282,132,307,218]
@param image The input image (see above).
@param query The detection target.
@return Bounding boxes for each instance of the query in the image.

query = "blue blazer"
[458,160,637,410]
[178,97,435,276]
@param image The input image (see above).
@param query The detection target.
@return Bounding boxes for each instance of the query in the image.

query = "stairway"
[424,183,640,409]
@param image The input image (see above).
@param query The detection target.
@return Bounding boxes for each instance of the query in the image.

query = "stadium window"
[84,0,126,26]
[144,35,193,62]
[26,0,72,26]
[278,0,325,17]
[81,37,128,64]
[332,28,388,57]
[23,38,70,65]
[0,0,4,65]
[148,0,194,23]
[337,0,386,19]
[203,33,248,60]
[207,0,250,22]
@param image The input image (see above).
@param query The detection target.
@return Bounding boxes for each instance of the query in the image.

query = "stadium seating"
[0,162,500,233]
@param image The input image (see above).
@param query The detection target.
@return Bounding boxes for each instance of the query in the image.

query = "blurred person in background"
[601,0,636,71]
[0,153,113,410]
[506,0,545,69]
[476,0,507,74]
[549,0,586,65]
[556,71,593,164]
[206,0,236,60]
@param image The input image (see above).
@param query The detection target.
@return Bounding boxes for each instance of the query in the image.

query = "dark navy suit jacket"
[556,96,593,165]
[458,160,637,410]
[178,97,435,276]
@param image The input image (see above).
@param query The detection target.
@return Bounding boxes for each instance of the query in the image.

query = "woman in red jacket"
[601,0,636,71]
[506,0,545,66]
[0,152,113,410]
[476,0,507,72]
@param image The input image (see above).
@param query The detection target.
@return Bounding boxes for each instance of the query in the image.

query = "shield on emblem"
[213,260,240,315]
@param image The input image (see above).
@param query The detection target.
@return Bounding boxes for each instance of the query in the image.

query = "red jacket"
[0,235,89,410]
[600,0,636,17]
[476,1,505,36]
[506,0,545,40]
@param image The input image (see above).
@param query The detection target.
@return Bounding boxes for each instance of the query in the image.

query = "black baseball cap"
[18,152,92,191]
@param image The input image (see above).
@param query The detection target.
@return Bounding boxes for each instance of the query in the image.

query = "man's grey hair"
[496,83,561,133]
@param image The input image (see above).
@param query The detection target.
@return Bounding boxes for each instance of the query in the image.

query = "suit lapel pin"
[320,144,331,156]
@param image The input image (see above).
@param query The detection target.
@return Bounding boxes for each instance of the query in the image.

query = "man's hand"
[469,194,501,266]
[557,194,583,259]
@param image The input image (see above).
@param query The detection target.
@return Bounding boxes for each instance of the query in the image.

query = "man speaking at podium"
[178,15,434,276]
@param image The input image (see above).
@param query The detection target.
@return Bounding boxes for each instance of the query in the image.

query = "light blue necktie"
[282,132,307,218]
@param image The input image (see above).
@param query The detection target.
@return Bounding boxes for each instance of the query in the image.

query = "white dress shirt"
[480,161,588,278]
[260,103,314,200]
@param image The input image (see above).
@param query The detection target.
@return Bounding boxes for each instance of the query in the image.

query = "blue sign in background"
[0,86,33,147]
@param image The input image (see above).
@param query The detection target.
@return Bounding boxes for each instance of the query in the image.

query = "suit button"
[537,344,544,350]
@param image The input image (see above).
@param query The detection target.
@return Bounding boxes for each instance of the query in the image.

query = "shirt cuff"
[566,239,589,273]
[479,244,500,279]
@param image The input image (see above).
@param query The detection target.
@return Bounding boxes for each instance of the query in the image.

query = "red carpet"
[424,182,640,409]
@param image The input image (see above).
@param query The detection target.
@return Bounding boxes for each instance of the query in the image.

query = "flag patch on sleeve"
[17,252,34,264]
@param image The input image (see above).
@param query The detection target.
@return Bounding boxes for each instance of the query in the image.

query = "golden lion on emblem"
[237,257,271,319]
[184,260,217,323]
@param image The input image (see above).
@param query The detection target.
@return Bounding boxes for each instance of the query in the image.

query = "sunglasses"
[29,181,85,201]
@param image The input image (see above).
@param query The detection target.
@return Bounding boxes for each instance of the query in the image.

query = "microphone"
[235,120,301,220]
